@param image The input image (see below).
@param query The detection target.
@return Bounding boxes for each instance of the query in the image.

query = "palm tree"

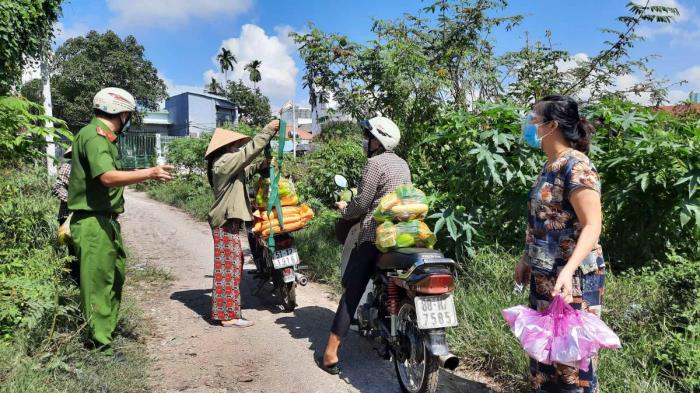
[244,60,262,91]
[216,47,236,83]
[206,78,224,96]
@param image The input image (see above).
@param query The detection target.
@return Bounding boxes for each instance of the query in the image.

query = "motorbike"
[246,186,308,312]
[334,175,459,393]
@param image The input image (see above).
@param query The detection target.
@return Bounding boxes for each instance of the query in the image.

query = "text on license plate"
[272,248,299,269]
[414,294,458,329]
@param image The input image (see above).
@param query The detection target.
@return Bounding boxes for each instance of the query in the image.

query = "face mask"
[362,139,370,155]
[522,113,552,149]
[120,114,132,134]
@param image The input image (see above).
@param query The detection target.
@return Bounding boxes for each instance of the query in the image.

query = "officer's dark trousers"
[330,242,379,338]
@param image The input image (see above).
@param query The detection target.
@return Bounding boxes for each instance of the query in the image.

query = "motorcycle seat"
[375,248,445,271]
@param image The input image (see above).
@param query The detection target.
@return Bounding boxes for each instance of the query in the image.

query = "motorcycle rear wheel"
[393,299,440,393]
[274,271,297,312]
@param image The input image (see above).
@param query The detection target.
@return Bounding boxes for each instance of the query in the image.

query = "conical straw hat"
[205,128,251,159]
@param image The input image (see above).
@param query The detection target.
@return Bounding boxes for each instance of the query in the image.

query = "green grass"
[294,208,343,292]
[135,176,213,221]
[0,164,156,393]
[0,295,151,393]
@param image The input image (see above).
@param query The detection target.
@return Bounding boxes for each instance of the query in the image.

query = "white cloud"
[634,0,690,21]
[160,73,205,99]
[53,21,91,45]
[667,89,690,103]
[205,24,298,108]
[274,25,305,50]
[556,52,590,73]
[106,0,253,29]
[634,0,700,46]
[677,65,700,90]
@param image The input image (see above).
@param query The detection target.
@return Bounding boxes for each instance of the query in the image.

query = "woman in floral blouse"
[515,95,605,393]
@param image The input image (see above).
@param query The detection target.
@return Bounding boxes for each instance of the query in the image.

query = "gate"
[119,133,157,169]
[118,133,184,169]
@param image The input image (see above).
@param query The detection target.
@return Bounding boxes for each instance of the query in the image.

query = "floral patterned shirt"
[525,149,605,276]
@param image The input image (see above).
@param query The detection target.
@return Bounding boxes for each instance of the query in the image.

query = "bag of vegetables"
[373,184,429,222]
[256,177,298,209]
[375,220,436,252]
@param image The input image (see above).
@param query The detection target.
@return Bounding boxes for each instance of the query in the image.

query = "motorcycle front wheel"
[393,299,440,393]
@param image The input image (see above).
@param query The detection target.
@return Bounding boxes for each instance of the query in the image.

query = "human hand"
[514,254,531,286]
[335,201,348,211]
[552,266,575,303]
[149,165,174,182]
[265,119,281,134]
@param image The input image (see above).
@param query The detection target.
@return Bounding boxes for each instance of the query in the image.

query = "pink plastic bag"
[502,295,621,371]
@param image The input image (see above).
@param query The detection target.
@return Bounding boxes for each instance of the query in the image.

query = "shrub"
[294,208,342,289]
[317,120,362,142]
[166,133,211,174]
[0,166,69,339]
[0,96,70,165]
[144,176,213,221]
[285,138,366,206]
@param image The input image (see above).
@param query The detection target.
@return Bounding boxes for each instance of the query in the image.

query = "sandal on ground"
[315,355,340,375]
[221,319,255,328]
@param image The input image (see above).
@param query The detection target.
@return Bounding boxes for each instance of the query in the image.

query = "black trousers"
[331,242,379,338]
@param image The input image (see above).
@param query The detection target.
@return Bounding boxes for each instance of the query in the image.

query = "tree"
[51,30,168,130]
[244,60,262,90]
[19,79,44,105]
[0,96,70,164]
[206,78,224,96]
[0,0,63,94]
[225,80,272,127]
[217,47,237,83]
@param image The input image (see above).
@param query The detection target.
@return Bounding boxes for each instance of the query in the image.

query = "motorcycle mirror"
[334,175,348,188]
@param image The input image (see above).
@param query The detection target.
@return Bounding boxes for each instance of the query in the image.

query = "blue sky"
[53,0,700,109]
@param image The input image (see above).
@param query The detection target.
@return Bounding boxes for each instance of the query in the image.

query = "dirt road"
[120,190,496,393]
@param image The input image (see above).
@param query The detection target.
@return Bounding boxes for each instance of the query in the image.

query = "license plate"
[272,248,299,269]
[282,267,295,283]
[414,294,458,329]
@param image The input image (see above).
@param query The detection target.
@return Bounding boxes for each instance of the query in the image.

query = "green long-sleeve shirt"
[207,124,277,227]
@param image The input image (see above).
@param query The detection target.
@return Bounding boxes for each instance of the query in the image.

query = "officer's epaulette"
[96,126,117,143]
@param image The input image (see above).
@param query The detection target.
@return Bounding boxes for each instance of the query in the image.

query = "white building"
[280,96,354,136]
[279,101,312,132]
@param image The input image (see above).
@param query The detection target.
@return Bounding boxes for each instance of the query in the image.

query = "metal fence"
[119,133,184,169]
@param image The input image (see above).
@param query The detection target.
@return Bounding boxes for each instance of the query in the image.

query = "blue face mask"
[522,113,551,149]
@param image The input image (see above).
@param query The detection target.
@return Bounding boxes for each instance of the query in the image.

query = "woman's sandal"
[221,319,255,328]
[315,355,340,375]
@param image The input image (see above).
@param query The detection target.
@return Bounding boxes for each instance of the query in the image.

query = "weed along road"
[119,189,495,393]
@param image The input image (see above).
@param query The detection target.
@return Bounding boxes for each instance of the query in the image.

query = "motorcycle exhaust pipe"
[295,273,308,286]
[439,353,459,371]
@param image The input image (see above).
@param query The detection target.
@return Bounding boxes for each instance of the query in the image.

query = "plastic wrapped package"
[253,204,314,223]
[375,220,437,252]
[256,177,298,209]
[373,184,429,222]
[502,295,621,371]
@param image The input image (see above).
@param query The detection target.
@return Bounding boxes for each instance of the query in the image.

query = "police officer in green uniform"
[68,87,174,355]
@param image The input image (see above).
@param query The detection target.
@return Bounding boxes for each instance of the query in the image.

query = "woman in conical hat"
[205,120,280,327]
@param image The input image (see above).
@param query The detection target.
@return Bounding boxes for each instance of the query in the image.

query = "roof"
[654,103,700,115]
[284,123,313,140]
[167,91,235,107]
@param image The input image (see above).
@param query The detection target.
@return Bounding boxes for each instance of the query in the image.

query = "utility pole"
[292,99,297,160]
[41,57,56,176]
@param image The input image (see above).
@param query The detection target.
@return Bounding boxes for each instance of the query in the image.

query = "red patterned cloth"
[211,219,244,321]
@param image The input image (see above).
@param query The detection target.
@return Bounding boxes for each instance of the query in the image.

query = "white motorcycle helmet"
[359,116,401,151]
[93,87,136,114]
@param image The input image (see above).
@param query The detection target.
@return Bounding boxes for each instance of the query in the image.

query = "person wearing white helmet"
[319,116,411,374]
[67,87,174,356]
